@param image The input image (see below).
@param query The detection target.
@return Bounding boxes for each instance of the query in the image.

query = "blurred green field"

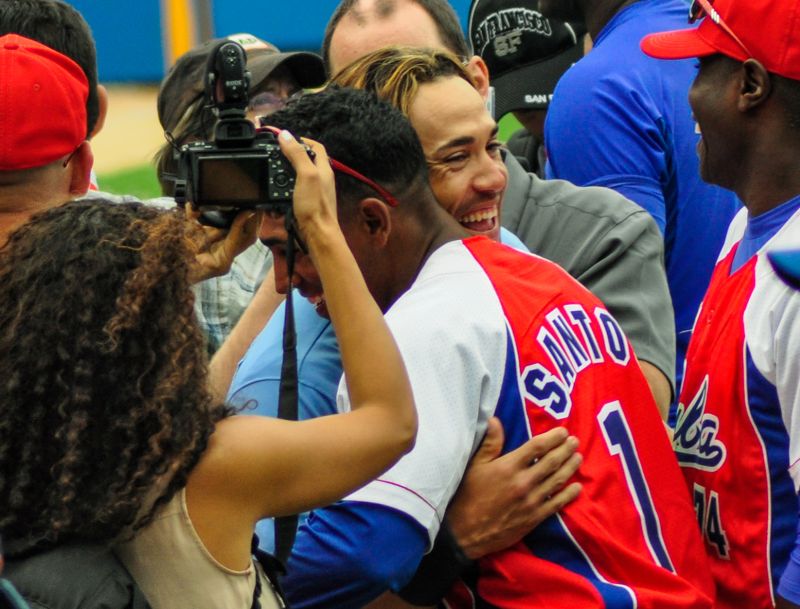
[97,164,162,201]
[97,114,524,201]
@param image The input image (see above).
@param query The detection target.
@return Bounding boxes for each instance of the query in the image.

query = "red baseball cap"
[0,34,89,171]
[641,0,800,81]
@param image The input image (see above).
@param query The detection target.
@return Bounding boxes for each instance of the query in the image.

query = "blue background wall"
[67,0,164,82]
[64,1,472,83]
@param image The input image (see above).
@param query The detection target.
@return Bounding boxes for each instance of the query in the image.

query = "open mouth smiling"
[459,205,498,233]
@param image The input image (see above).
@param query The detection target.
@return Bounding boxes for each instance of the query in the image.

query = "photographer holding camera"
[1,40,420,609]
[154,33,326,357]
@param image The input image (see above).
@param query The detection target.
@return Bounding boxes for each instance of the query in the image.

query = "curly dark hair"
[0,199,232,547]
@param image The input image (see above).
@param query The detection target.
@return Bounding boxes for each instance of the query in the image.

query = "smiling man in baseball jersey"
[641,0,800,607]
[257,85,713,609]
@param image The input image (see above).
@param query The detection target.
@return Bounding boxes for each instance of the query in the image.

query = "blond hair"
[329,46,475,116]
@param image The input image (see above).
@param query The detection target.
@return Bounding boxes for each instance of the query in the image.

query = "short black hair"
[322,0,469,73]
[0,0,99,138]
[268,86,429,212]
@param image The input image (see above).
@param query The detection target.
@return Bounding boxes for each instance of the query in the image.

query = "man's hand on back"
[447,417,582,559]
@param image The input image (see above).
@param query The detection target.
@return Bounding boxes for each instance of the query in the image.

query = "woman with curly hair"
[0,134,416,609]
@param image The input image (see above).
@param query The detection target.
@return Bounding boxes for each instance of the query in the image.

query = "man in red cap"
[0,0,108,243]
[0,32,93,245]
[641,2,800,608]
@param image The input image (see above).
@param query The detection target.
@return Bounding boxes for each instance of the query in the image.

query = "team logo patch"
[673,377,727,471]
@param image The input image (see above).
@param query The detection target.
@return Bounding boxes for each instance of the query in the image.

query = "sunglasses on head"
[688,0,754,59]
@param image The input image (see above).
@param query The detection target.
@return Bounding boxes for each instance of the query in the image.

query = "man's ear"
[739,59,771,112]
[68,141,94,196]
[465,55,491,99]
[90,84,109,140]
[356,197,392,246]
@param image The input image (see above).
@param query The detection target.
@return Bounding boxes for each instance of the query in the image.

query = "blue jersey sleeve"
[778,510,800,606]
[283,501,428,609]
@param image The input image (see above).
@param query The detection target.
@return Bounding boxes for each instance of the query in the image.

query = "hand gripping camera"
[173,40,296,227]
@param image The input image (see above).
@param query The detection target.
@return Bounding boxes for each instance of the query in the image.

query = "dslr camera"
[173,40,296,227]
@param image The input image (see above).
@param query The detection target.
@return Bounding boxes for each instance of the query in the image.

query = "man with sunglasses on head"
[640,1,800,607]
[539,0,742,421]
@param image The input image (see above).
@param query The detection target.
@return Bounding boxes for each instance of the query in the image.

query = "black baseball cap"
[158,32,326,134]
[468,0,585,116]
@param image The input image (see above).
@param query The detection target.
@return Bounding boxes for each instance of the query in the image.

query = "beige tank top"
[115,488,282,609]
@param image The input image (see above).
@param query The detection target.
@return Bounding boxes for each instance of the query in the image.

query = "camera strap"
[274,209,301,565]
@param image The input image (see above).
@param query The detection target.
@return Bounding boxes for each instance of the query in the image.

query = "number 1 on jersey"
[598,401,675,572]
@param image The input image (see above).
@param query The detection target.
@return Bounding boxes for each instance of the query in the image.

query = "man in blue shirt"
[540,0,742,414]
